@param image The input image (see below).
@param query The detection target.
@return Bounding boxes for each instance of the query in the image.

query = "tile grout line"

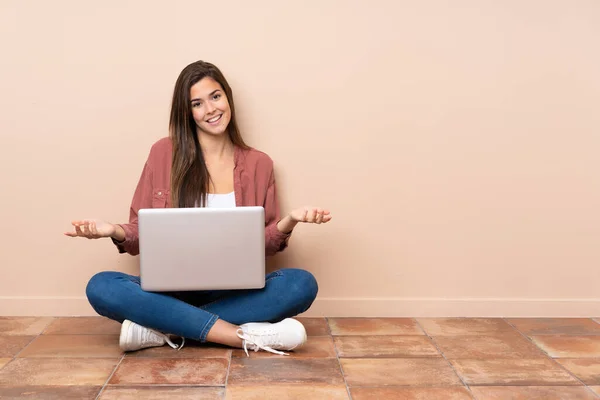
[326,317,353,400]
[37,317,56,335]
[11,331,44,360]
[413,318,478,400]
[94,353,125,400]
[223,349,233,399]
[502,318,600,399]
[1,318,54,374]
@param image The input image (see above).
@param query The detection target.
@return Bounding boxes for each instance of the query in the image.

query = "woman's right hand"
[64,219,116,239]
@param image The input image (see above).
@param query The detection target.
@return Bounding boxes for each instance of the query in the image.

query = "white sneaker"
[119,319,185,352]
[236,318,307,356]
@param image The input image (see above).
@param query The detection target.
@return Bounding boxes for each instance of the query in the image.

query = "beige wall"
[1,0,599,317]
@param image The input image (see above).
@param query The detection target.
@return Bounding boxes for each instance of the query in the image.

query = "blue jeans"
[85,268,318,342]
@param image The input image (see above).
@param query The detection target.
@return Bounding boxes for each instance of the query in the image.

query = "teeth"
[208,115,221,123]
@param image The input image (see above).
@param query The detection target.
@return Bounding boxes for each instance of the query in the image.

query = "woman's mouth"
[206,114,222,124]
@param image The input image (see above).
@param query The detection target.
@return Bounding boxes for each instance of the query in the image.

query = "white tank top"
[206,191,236,208]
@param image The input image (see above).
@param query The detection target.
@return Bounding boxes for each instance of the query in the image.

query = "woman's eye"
[192,102,201,108]
[213,94,221,100]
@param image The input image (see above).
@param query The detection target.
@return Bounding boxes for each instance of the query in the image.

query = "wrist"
[110,224,126,242]
[277,214,298,234]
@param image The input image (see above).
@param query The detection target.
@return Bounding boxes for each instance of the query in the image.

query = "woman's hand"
[64,219,117,239]
[289,207,332,224]
[277,206,332,234]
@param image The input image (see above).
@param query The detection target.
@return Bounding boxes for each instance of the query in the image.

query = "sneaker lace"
[145,328,185,351]
[236,328,288,356]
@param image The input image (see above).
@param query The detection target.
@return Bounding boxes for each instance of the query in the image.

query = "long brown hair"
[169,60,249,208]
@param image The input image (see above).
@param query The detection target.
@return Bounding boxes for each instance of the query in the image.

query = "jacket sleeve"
[263,165,292,256]
[112,159,154,256]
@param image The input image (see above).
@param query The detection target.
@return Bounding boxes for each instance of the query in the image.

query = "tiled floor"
[1,317,600,399]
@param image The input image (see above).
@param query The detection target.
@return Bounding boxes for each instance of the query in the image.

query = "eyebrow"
[190,89,221,103]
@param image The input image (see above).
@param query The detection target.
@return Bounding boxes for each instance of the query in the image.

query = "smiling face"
[190,77,232,137]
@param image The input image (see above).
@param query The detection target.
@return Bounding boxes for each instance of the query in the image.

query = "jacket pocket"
[152,188,169,208]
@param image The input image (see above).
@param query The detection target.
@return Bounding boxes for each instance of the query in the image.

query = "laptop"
[138,206,266,292]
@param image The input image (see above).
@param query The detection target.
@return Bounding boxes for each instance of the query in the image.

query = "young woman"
[65,60,331,356]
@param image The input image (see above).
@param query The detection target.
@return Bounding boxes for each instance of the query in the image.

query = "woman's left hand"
[277,206,332,234]
[289,206,332,224]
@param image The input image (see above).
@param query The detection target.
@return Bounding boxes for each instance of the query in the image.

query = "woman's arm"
[276,214,298,234]
[107,224,125,242]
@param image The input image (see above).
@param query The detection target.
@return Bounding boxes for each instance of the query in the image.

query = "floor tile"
[0,317,54,335]
[43,317,121,335]
[334,336,440,358]
[450,359,580,385]
[233,336,337,359]
[350,387,473,400]
[109,358,228,385]
[555,358,600,384]
[0,358,11,369]
[0,336,35,357]
[0,358,118,385]
[328,318,422,336]
[17,334,122,358]
[531,335,600,358]
[127,343,231,359]
[100,386,224,399]
[340,358,461,386]
[417,318,514,336]
[507,318,600,336]
[228,358,344,385]
[297,317,330,336]
[433,332,546,359]
[589,386,600,396]
[0,385,101,399]
[225,385,349,399]
[470,386,597,399]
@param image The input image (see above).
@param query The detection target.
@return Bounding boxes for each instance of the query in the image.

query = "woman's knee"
[85,271,127,308]
[279,268,319,309]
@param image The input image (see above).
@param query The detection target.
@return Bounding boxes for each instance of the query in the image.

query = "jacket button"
[158,191,162,196]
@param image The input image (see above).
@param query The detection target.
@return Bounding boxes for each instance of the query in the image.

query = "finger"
[312,208,320,222]
[89,222,97,237]
[313,208,321,222]
[74,225,84,236]
[306,208,317,222]
[87,224,95,238]
[319,209,331,223]
[81,223,91,237]
[315,210,323,224]
[301,209,308,222]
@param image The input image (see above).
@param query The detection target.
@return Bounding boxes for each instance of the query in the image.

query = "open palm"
[64,219,116,239]
[289,207,332,224]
